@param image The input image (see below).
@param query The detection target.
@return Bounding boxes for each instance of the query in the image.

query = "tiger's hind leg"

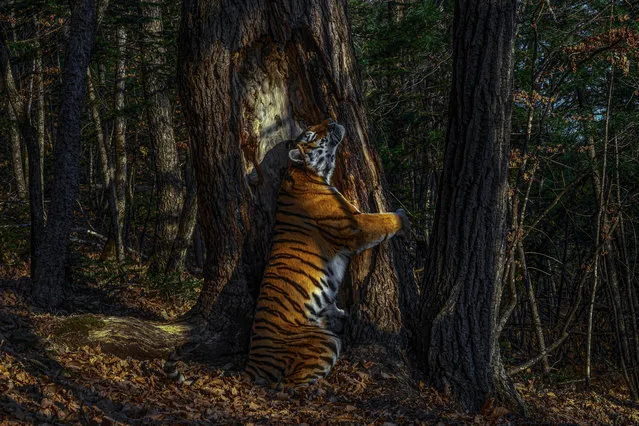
[284,329,342,386]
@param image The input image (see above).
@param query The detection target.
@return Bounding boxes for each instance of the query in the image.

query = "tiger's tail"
[164,341,201,385]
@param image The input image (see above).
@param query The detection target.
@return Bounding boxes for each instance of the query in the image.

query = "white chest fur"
[326,252,348,291]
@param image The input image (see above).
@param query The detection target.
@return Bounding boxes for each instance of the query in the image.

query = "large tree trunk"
[178,0,415,357]
[140,0,185,274]
[31,0,97,308]
[419,0,521,412]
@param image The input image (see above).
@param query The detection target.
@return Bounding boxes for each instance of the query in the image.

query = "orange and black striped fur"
[245,119,409,386]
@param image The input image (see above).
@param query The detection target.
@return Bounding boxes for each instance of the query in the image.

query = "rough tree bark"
[0,30,45,275]
[419,0,521,412]
[140,0,185,274]
[178,0,416,358]
[30,0,98,308]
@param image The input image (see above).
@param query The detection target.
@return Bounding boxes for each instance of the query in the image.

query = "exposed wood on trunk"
[51,315,190,360]
[178,0,415,360]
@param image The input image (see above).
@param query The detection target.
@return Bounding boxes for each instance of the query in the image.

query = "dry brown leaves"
[2,256,639,424]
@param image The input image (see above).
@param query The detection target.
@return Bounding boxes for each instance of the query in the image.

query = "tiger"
[245,118,410,387]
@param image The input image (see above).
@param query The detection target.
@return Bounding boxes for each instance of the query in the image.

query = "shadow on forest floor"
[0,281,181,423]
[0,277,445,424]
[3,271,639,424]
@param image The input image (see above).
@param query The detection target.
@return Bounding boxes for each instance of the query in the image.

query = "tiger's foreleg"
[320,300,349,334]
[350,209,410,253]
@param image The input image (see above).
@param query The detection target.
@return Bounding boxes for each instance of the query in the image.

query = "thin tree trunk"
[140,0,184,274]
[5,99,28,200]
[87,70,122,262]
[178,0,415,358]
[419,0,521,412]
[585,69,612,389]
[33,15,45,204]
[585,161,603,389]
[113,26,127,261]
[503,12,550,375]
[31,0,98,308]
[517,242,550,374]
[615,137,639,399]
[605,251,638,399]
[166,143,197,274]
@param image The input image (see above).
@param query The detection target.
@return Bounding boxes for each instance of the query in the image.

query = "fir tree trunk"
[178,0,415,357]
[31,0,97,308]
[419,0,521,412]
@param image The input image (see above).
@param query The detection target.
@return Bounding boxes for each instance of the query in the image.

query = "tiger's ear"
[288,149,304,163]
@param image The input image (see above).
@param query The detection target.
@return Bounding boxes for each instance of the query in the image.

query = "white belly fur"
[308,252,349,316]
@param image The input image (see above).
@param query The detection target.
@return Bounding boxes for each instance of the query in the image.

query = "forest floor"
[1,225,639,424]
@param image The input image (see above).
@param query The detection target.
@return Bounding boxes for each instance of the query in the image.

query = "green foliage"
[143,271,202,302]
[75,253,202,305]
[349,0,453,234]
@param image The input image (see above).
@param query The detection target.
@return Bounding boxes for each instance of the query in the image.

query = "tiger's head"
[289,119,346,183]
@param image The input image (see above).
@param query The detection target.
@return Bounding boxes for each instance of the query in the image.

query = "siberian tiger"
[245,118,409,386]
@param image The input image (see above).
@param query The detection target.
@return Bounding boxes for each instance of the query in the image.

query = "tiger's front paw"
[327,312,348,334]
[396,209,411,237]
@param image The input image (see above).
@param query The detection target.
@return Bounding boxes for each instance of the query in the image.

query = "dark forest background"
[1,0,639,423]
